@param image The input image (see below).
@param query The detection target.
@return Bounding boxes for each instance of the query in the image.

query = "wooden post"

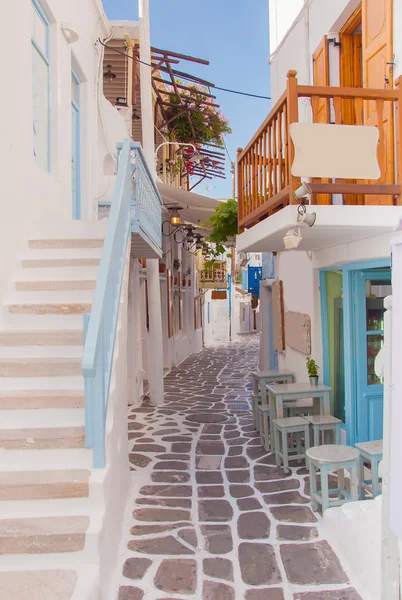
[394,77,402,205]
[286,71,300,205]
[237,148,244,233]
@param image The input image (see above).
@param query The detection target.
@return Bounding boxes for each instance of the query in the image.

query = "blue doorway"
[71,71,80,219]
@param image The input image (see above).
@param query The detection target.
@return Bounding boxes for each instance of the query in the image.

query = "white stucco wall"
[269,0,304,55]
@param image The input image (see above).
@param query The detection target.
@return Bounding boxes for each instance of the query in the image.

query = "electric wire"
[98,39,271,101]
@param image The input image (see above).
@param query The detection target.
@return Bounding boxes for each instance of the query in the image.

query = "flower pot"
[187,280,191,287]
[309,375,319,387]
[159,264,166,273]
[174,277,178,285]
[139,258,146,268]
[182,279,186,287]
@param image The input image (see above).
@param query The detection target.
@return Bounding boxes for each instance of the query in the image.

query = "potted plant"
[159,262,166,273]
[306,358,319,386]
[173,258,181,272]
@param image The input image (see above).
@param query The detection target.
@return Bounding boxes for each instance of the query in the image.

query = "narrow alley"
[113,336,363,600]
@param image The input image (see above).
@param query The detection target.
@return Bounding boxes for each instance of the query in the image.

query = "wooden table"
[250,370,295,408]
[267,382,332,452]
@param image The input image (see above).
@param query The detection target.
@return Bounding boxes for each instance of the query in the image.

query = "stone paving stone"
[202,424,223,434]
[247,446,269,460]
[140,485,192,497]
[277,524,319,541]
[224,456,249,469]
[256,479,300,493]
[270,505,318,523]
[226,469,250,483]
[199,499,234,522]
[237,511,271,539]
[151,471,190,483]
[128,535,195,555]
[228,446,243,456]
[154,559,197,594]
[203,580,235,600]
[198,485,225,498]
[154,461,189,471]
[254,465,291,481]
[129,454,152,468]
[178,528,198,548]
[118,586,144,600]
[132,444,166,453]
[293,590,362,600]
[239,542,282,585]
[128,422,145,431]
[162,436,192,442]
[171,442,192,453]
[122,557,152,580]
[196,471,223,484]
[263,491,310,505]
[229,484,255,498]
[196,456,222,470]
[196,440,225,455]
[135,497,191,508]
[130,523,189,536]
[203,557,234,581]
[280,541,349,585]
[237,497,263,511]
[246,589,285,600]
[133,508,190,522]
[201,525,233,554]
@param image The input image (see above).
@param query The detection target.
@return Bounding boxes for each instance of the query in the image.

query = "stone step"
[0,357,82,377]
[0,569,78,599]
[0,390,84,410]
[29,239,104,249]
[7,290,93,316]
[0,470,90,501]
[21,257,101,269]
[0,427,85,450]
[0,515,89,554]
[15,279,97,292]
[0,330,83,346]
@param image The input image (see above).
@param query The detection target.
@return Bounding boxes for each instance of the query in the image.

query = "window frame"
[31,0,50,171]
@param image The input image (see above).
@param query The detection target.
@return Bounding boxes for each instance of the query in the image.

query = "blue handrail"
[82,139,132,468]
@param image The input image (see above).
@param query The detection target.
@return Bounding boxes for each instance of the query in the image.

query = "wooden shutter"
[362,0,394,204]
[312,37,331,204]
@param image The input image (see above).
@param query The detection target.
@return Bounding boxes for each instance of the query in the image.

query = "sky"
[102,0,271,199]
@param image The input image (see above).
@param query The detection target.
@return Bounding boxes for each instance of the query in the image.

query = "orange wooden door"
[312,37,331,204]
[362,0,394,204]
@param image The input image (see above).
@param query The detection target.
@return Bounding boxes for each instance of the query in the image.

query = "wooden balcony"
[237,70,402,231]
[197,261,227,289]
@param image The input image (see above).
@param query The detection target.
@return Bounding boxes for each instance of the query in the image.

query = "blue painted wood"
[342,268,355,445]
[268,299,278,371]
[241,269,248,291]
[71,70,80,220]
[354,268,390,442]
[82,140,163,468]
[247,266,262,296]
[319,270,330,388]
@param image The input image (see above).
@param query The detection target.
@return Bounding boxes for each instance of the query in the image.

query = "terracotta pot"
[159,264,166,273]
[187,280,191,287]
[182,278,186,286]
[139,258,146,268]
[174,277,178,285]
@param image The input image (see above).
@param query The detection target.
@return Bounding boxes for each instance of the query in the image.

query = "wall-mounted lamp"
[297,203,316,227]
[283,227,303,250]
[155,142,206,167]
[104,65,116,83]
[61,23,79,44]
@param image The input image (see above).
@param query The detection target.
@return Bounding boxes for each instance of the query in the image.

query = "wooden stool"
[304,415,342,446]
[284,398,314,418]
[307,445,359,514]
[257,404,271,451]
[252,393,261,428]
[355,440,383,500]
[273,416,310,474]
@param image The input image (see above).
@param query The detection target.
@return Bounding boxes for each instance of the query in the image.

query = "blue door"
[354,269,392,442]
[71,71,80,219]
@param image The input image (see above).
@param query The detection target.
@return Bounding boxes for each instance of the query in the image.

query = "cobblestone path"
[113,336,363,600]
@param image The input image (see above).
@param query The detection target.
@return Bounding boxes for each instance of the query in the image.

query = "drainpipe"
[139,0,164,406]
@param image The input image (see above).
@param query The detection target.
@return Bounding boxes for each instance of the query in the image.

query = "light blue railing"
[82,140,162,468]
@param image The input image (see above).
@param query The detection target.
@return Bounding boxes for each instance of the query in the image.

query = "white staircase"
[323,495,382,600]
[0,222,109,600]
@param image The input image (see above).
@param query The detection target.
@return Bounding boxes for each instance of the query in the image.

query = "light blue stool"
[257,404,271,451]
[273,416,310,474]
[307,445,359,514]
[252,393,262,428]
[304,414,342,446]
[355,440,383,500]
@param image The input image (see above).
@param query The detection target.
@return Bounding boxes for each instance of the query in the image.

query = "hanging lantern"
[103,65,116,83]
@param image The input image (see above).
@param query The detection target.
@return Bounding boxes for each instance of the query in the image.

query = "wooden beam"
[308,183,401,195]
[151,46,210,66]
[238,186,291,228]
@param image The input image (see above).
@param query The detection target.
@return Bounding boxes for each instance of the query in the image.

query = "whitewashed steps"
[0,427,85,450]
[15,280,97,292]
[0,330,83,346]
[0,390,84,410]
[0,358,82,377]
[0,515,90,554]
[0,470,90,501]
[29,239,103,249]
[0,569,77,599]
[20,248,102,271]
[7,290,93,316]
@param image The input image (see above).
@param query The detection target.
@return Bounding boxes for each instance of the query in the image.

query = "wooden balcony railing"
[197,261,227,289]
[237,70,402,230]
